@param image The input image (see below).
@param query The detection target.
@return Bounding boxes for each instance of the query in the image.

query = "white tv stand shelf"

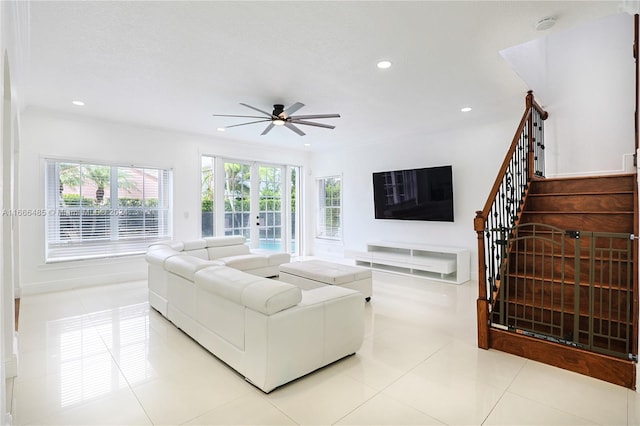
[347,241,470,284]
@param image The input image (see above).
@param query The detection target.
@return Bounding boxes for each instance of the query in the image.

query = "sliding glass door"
[202,156,299,254]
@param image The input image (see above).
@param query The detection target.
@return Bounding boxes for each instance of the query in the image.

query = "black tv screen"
[372,165,454,222]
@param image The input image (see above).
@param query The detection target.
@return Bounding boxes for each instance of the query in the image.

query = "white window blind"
[317,176,342,240]
[45,160,172,262]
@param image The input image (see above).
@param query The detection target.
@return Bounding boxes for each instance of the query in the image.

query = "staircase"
[474,91,638,389]
[490,174,637,384]
[478,14,640,389]
[522,175,635,233]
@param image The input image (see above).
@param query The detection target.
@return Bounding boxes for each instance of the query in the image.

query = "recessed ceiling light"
[217,127,226,132]
[72,100,85,106]
[304,143,311,147]
[376,60,392,69]
[461,107,472,112]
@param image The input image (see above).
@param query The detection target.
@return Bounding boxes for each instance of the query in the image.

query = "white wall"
[501,13,636,176]
[18,109,310,294]
[309,12,637,280]
[309,114,521,277]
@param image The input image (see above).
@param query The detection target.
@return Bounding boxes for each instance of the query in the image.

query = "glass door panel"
[257,165,283,251]
[223,161,251,242]
[289,166,299,255]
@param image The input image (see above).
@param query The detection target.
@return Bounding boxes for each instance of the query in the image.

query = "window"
[317,176,342,240]
[45,160,172,262]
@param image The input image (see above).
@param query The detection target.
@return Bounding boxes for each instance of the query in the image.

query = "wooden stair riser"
[488,328,636,389]
[519,212,633,233]
[509,253,632,283]
[525,193,634,212]
[500,276,632,319]
[512,234,633,251]
[529,175,635,194]
[492,306,631,354]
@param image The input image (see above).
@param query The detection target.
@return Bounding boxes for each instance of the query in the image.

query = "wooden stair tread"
[522,210,634,214]
[528,191,634,196]
[534,173,636,180]
[494,293,633,319]
[503,271,632,291]
[494,297,633,324]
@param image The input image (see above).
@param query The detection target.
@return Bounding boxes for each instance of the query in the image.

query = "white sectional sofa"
[149,235,290,277]
[145,237,365,393]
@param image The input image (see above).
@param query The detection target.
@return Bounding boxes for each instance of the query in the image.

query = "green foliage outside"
[62,194,158,208]
[59,164,139,205]
[202,199,213,213]
[119,198,159,208]
[201,162,298,223]
[62,194,95,207]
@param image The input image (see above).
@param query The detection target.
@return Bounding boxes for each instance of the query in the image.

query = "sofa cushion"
[204,236,246,247]
[217,254,268,270]
[195,266,263,304]
[242,280,302,315]
[179,240,209,259]
[148,241,184,252]
[182,240,207,250]
[265,252,291,266]
[195,266,301,315]
[207,244,250,260]
[248,249,290,266]
[145,247,183,266]
[165,256,222,280]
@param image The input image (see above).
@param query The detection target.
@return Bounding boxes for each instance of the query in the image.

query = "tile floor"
[9,271,640,425]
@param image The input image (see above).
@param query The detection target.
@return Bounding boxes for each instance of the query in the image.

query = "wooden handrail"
[634,14,638,156]
[475,90,548,349]
[476,91,547,221]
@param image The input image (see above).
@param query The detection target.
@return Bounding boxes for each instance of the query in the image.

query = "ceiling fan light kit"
[213,102,340,136]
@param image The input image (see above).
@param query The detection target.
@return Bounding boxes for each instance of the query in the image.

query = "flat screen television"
[372,165,454,222]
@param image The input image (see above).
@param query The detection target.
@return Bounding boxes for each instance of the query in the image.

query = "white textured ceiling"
[24,1,622,151]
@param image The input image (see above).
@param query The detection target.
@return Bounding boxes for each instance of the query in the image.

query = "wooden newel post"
[474,210,490,349]
[526,90,536,182]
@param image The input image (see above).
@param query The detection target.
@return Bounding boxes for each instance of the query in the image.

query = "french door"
[202,157,298,253]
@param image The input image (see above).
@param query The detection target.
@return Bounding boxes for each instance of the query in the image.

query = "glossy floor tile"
[10,272,638,425]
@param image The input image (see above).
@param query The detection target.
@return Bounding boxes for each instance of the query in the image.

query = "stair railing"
[474,91,548,349]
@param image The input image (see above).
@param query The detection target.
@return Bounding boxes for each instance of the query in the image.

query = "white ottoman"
[279,260,372,301]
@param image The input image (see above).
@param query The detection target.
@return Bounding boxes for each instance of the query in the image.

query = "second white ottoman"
[279,260,372,301]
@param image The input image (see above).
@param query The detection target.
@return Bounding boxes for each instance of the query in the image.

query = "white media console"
[346,241,470,284]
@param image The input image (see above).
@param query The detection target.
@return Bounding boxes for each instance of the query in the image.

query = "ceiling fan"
[213,102,340,136]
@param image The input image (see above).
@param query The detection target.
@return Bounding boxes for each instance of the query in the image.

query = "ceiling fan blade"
[284,102,305,116]
[261,123,275,135]
[212,114,269,119]
[225,119,271,129]
[285,122,306,136]
[239,103,274,117]
[289,114,340,119]
[289,119,336,129]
